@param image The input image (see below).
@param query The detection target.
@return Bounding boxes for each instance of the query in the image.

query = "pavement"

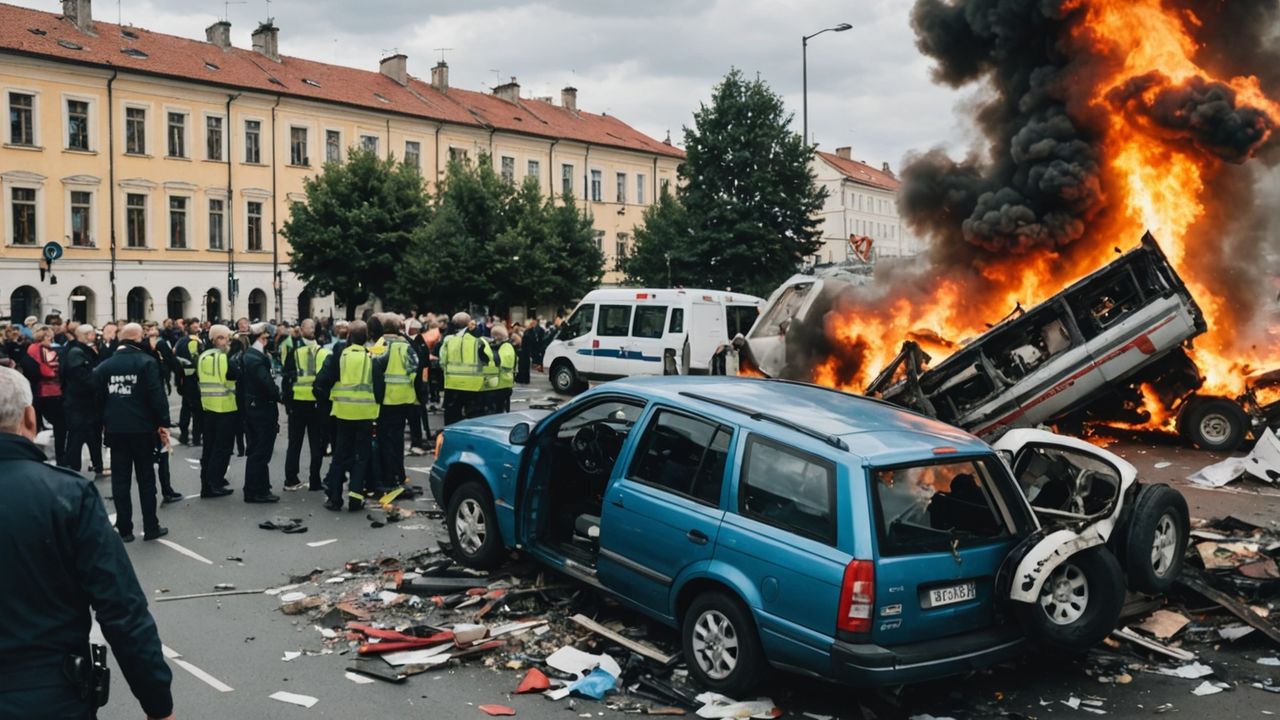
[67,375,1280,720]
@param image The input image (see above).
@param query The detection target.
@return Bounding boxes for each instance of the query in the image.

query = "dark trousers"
[200,411,237,492]
[443,390,470,425]
[107,432,160,535]
[235,411,246,455]
[35,397,66,465]
[179,377,203,443]
[326,419,372,502]
[0,682,92,719]
[64,412,103,473]
[244,409,278,497]
[408,403,424,448]
[490,388,512,414]
[285,401,327,486]
[378,404,411,490]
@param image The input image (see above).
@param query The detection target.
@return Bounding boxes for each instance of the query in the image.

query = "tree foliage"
[622,69,827,297]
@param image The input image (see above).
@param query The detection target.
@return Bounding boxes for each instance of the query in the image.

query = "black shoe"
[283,480,303,492]
[308,481,324,492]
[119,531,135,543]
[162,491,184,505]
[323,499,343,511]
[348,498,364,512]
[143,527,169,541]
[200,487,233,498]
[244,493,281,504]
[178,436,189,446]
[191,440,201,447]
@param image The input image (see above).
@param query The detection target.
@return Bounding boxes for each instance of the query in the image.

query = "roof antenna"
[433,47,452,63]
[222,0,247,22]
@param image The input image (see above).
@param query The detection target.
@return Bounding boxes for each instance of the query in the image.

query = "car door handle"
[610,497,625,508]
[687,529,709,545]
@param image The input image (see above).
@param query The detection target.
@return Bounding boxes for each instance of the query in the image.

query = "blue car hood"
[449,409,554,444]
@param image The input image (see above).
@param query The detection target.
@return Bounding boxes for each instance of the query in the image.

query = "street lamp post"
[802,23,852,146]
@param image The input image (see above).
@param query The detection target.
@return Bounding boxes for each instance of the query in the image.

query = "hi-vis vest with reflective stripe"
[182,337,200,376]
[441,332,490,392]
[197,349,237,413]
[330,345,377,420]
[291,342,330,403]
[494,341,516,390]
[382,338,416,406]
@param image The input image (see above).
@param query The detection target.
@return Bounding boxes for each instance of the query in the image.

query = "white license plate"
[925,581,976,608]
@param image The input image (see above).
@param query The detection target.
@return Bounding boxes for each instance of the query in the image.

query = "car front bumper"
[428,464,446,506]
[830,623,1026,686]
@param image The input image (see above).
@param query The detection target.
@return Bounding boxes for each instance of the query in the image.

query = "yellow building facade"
[0,0,681,325]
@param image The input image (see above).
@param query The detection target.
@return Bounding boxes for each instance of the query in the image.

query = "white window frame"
[243,196,268,252]
[164,106,190,159]
[404,139,421,169]
[4,175,44,247]
[500,155,516,184]
[242,116,265,164]
[616,171,626,204]
[121,101,151,156]
[122,189,151,249]
[590,168,603,202]
[5,88,41,147]
[636,173,646,205]
[166,193,193,249]
[202,111,227,162]
[324,128,343,163]
[561,163,574,196]
[61,177,100,248]
[206,191,228,251]
[288,123,311,167]
[359,133,379,154]
[526,158,540,183]
[61,92,96,152]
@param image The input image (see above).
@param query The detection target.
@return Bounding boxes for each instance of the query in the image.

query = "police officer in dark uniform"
[93,322,171,541]
[240,322,281,503]
[0,366,175,719]
[175,319,204,446]
[61,323,106,476]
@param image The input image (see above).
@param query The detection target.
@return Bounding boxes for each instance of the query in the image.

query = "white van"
[544,288,764,394]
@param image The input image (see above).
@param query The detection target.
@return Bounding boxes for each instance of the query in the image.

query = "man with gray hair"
[440,311,494,425]
[0,366,175,719]
[61,323,106,477]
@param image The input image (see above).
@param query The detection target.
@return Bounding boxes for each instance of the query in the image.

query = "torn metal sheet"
[1244,428,1280,484]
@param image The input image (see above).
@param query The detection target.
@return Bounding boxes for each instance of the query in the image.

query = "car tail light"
[837,560,875,634]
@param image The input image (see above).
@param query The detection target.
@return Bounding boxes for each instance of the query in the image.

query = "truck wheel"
[1123,484,1189,594]
[446,481,505,569]
[1014,547,1124,655]
[550,361,583,395]
[1180,397,1248,451]
[682,591,765,698]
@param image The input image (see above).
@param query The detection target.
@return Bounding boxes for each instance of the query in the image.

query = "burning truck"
[744,233,1278,451]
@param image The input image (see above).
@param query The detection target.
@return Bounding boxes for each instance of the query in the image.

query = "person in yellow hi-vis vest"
[485,324,517,415]
[282,318,330,492]
[195,324,236,498]
[175,320,203,447]
[439,312,495,425]
[313,320,378,512]
[371,313,419,494]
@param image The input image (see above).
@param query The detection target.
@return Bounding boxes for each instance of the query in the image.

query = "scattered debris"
[307,539,338,548]
[1134,610,1191,640]
[344,671,375,685]
[269,691,318,708]
[1176,569,1280,645]
[154,588,266,603]
[516,668,551,694]
[1188,429,1280,487]
[572,613,679,665]
[1191,680,1230,696]
[478,705,516,717]
[693,692,781,719]
[1259,657,1280,666]
[1111,628,1196,662]
[1149,662,1213,679]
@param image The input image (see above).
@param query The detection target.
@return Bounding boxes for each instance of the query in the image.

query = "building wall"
[810,157,923,263]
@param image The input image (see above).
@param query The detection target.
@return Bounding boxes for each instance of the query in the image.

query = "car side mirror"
[509,422,532,446]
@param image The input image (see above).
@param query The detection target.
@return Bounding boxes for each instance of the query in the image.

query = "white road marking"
[162,644,234,693]
[156,538,214,565]
[185,493,202,499]
[306,538,338,547]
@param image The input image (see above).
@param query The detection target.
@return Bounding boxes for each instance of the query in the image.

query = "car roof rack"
[679,391,849,451]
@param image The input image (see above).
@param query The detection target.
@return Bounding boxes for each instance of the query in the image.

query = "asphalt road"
[72,376,1280,720]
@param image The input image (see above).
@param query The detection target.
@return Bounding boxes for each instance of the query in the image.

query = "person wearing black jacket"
[61,324,106,477]
[0,366,175,720]
[175,320,204,446]
[240,322,282,503]
[282,319,329,491]
[92,323,170,542]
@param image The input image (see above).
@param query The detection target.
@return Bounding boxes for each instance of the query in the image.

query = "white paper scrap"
[270,691,318,708]
[282,651,302,662]
[307,538,338,548]
[1258,657,1280,666]
[1150,662,1214,679]
[1191,680,1229,696]
[345,671,375,684]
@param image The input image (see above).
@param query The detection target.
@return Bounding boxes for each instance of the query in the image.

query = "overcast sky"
[15,0,970,169]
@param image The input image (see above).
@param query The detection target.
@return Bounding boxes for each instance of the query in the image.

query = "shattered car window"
[751,283,812,339]
[873,459,1010,556]
[1014,445,1120,516]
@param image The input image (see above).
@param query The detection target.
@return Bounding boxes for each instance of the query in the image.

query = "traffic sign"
[43,241,63,262]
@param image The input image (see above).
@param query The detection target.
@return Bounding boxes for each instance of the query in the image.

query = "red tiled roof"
[816,151,900,191]
[0,2,683,159]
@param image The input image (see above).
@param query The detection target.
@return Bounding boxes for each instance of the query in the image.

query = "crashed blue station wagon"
[430,377,1188,693]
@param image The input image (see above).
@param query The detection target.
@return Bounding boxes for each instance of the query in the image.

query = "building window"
[246,201,263,251]
[615,232,629,269]
[168,196,188,249]
[616,172,626,203]
[660,178,670,194]
[500,156,515,184]
[590,170,602,202]
[125,106,146,154]
[593,229,604,252]
[11,188,37,245]
[561,163,573,196]
[206,115,223,161]
[125,193,146,247]
[244,120,261,163]
[448,146,468,163]
[208,199,225,250]
[167,112,186,158]
[404,140,420,169]
[527,159,540,182]
[289,126,308,166]
[325,130,341,163]
[9,92,35,146]
[637,174,646,205]
[360,135,378,154]
[67,99,89,151]
[70,191,92,246]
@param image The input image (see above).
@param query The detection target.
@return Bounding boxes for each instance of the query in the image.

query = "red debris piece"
[516,668,550,694]
[478,704,516,716]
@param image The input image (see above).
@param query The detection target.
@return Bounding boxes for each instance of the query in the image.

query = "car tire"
[1123,484,1189,594]
[1014,547,1124,655]
[446,481,505,570]
[1179,397,1248,451]
[682,591,765,698]
[550,361,583,395]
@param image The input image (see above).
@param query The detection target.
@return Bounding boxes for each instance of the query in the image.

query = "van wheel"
[1124,484,1189,594]
[550,361,583,395]
[1015,547,1124,655]
[446,482,505,569]
[1179,397,1248,451]
[683,591,765,698]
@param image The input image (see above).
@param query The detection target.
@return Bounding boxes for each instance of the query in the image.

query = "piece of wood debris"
[571,613,679,665]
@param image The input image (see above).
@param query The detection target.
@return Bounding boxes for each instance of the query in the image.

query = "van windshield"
[871,457,1011,556]
[558,304,594,342]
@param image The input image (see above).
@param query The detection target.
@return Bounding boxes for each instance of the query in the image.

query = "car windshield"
[557,304,594,342]
[872,457,1011,556]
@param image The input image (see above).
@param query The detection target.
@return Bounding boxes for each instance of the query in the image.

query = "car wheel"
[1014,547,1124,655]
[1180,397,1248,451]
[1123,484,1189,594]
[682,591,765,698]
[446,481,505,569]
[550,361,582,395]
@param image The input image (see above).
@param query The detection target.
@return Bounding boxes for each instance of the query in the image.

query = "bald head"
[381,313,403,335]
[451,312,471,328]
[301,318,315,339]
[74,324,96,341]
[490,324,509,341]
[347,320,369,347]
[120,323,144,341]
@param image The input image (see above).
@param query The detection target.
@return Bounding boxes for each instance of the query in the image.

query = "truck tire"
[1179,397,1248,451]
[446,481,505,569]
[550,361,584,395]
[1123,484,1189,594]
[682,591,765,698]
[1014,547,1124,655]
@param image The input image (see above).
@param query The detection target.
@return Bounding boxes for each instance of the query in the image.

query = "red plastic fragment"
[515,668,550,694]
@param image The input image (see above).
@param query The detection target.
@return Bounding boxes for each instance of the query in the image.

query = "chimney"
[380,54,407,85]
[561,86,577,113]
[835,146,852,160]
[61,0,94,34]
[430,61,449,93]
[494,77,520,103]
[882,161,894,177]
[206,20,231,50]
[251,20,279,62]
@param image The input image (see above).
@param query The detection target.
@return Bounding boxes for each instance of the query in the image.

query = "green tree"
[537,192,605,308]
[624,69,826,297]
[282,148,430,319]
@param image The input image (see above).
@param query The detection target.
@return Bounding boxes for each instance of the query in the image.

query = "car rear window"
[628,410,729,506]
[872,458,1010,556]
[740,436,835,545]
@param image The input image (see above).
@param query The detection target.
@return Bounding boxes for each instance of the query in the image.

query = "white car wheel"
[1039,561,1089,626]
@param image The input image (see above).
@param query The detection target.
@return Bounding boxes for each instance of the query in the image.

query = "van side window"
[668,308,684,334]
[725,305,759,338]
[628,410,730,506]
[632,306,668,339]
[740,436,836,545]
[598,305,632,337]
[557,304,595,342]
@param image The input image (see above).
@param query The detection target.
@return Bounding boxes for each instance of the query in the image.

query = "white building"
[811,148,924,264]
